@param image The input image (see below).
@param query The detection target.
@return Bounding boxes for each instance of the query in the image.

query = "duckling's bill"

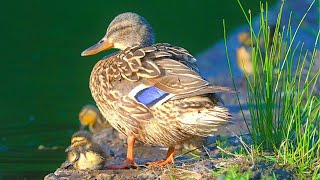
[65,145,73,152]
[81,38,114,56]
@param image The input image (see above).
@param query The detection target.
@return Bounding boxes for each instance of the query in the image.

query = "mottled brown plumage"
[89,43,231,146]
[81,12,232,168]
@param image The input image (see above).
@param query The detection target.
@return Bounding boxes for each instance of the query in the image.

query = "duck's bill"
[65,145,73,152]
[81,39,114,56]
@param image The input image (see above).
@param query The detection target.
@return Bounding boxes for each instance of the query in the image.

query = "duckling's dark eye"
[99,40,105,44]
[72,140,79,144]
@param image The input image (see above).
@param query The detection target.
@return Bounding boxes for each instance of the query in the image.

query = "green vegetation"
[224,0,319,179]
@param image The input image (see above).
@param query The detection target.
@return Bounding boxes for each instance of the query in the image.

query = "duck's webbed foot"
[106,134,138,169]
[147,146,175,166]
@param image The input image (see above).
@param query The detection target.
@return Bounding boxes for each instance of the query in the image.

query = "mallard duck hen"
[81,12,232,168]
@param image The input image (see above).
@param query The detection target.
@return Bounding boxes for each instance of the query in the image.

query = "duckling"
[236,31,254,75]
[61,131,107,170]
[79,104,111,133]
[236,26,280,76]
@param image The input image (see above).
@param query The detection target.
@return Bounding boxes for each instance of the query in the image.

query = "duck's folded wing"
[107,43,232,108]
[150,58,233,100]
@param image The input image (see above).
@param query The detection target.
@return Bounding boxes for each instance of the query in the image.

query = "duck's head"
[65,131,92,152]
[79,105,99,130]
[81,12,155,56]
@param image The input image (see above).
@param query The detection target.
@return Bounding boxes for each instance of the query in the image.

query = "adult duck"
[81,12,232,168]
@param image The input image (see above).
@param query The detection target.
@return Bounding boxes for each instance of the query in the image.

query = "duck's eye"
[99,39,105,44]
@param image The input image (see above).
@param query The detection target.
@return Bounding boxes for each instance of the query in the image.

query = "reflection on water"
[0,123,72,178]
[0,0,274,178]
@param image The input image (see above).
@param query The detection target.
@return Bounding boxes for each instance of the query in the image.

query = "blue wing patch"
[130,85,175,108]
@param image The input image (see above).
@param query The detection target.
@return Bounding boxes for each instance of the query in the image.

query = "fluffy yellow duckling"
[236,26,280,76]
[79,105,111,133]
[61,131,107,170]
[236,31,254,75]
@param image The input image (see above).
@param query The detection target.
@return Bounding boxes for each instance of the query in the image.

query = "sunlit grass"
[209,166,253,180]
[224,0,319,179]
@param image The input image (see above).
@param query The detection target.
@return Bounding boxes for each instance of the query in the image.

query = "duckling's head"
[238,31,251,47]
[65,131,92,152]
[79,105,99,130]
[81,12,155,56]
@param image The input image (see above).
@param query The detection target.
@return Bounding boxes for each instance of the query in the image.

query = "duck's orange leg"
[106,135,138,169]
[147,146,175,166]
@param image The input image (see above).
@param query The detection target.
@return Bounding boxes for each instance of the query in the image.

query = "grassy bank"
[223,0,319,179]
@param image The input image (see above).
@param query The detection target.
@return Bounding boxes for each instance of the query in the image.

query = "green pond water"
[0,1,274,179]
